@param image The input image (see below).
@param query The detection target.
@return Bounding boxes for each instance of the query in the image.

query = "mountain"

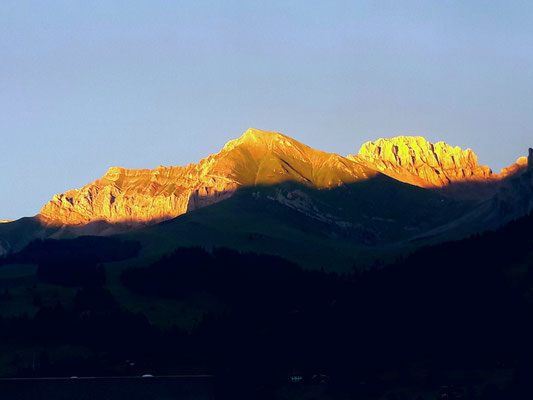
[2,128,531,268]
[127,176,473,270]
[38,129,527,226]
[1,128,532,395]
[39,128,376,225]
[349,136,526,188]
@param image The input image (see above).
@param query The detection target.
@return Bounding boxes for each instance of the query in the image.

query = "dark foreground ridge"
[1,212,533,398]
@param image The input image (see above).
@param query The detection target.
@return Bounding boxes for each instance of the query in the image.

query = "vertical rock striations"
[349,136,493,187]
[38,129,530,226]
[39,128,376,225]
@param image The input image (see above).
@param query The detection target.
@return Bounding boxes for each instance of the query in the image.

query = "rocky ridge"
[348,136,494,187]
[39,128,376,225]
[349,136,528,188]
[38,129,529,226]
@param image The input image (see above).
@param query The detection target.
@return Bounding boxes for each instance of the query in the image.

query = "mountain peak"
[222,128,295,152]
[39,129,375,225]
[349,136,492,187]
[36,129,526,226]
[242,127,278,140]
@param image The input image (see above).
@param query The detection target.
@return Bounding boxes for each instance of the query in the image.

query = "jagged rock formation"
[38,129,530,227]
[348,136,493,187]
[39,128,376,225]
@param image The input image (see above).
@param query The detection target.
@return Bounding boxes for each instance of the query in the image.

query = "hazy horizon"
[2,1,532,220]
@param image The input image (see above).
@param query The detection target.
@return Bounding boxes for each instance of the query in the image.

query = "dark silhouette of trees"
[37,261,105,287]
[1,236,140,265]
[2,212,533,397]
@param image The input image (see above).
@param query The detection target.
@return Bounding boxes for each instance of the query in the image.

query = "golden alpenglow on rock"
[39,128,376,225]
[349,136,493,187]
[38,129,525,226]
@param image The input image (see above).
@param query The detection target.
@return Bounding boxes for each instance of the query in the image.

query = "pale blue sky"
[1,1,532,220]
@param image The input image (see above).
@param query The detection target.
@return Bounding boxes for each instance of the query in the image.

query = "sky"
[1,1,532,220]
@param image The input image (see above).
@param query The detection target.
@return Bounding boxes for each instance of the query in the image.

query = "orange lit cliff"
[39,129,376,225]
[38,129,528,226]
[347,136,494,187]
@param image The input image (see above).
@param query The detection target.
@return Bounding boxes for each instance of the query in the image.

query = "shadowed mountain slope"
[0,217,57,256]
[122,177,473,270]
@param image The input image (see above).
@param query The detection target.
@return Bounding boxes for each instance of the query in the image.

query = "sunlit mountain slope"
[349,136,526,188]
[39,128,377,225]
[1,128,531,267]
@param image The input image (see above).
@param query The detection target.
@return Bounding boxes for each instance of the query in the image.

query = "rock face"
[38,130,529,226]
[349,136,493,187]
[39,128,376,225]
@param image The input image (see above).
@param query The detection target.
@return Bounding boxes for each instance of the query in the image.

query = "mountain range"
[1,128,532,269]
